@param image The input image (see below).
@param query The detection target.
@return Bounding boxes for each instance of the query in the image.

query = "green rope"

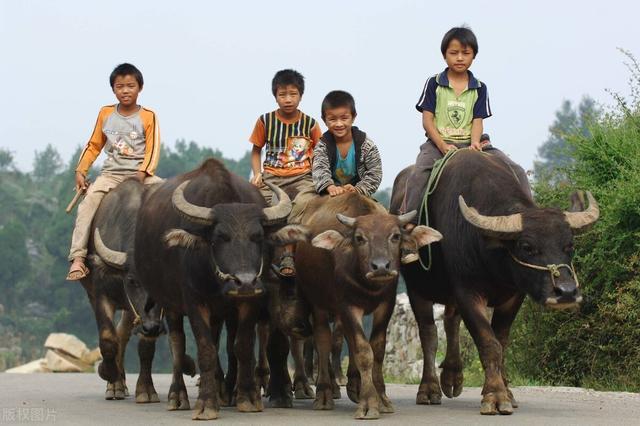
[416,148,462,271]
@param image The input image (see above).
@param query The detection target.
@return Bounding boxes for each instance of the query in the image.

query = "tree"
[0,148,14,171]
[32,144,63,181]
[533,97,600,182]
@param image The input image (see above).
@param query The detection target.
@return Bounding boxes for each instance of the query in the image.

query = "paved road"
[1,373,639,425]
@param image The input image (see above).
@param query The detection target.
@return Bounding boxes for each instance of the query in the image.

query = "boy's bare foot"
[66,259,90,280]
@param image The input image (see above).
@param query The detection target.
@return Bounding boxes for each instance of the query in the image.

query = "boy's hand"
[327,185,346,197]
[135,171,147,183]
[470,140,482,151]
[343,184,357,193]
[250,172,263,187]
[75,172,88,191]
[438,143,458,155]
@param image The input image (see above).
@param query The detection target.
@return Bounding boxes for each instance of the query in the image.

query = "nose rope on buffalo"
[210,253,264,283]
[417,148,521,271]
[509,252,580,290]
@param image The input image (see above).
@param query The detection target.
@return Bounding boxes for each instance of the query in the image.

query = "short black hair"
[321,90,357,120]
[441,27,478,58]
[109,63,144,89]
[272,69,305,96]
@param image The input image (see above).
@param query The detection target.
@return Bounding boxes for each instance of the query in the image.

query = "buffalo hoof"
[105,381,127,400]
[440,367,464,398]
[354,402,380,420]
[480,392,513,415]
[182,355,197,377]
[507,388,518,408]
[379,394,394,414]
[192,398,219,420]
[167,389,190,411]
[331,379,341,399]
[313,385,334,410]
[416,382,442,405]
[236,394,264,413]
[98,361,120,384]
[268,393,293,408]
[293,378,315,399]
[135,386,160,404]
[336,374,348,387]
[255,367,270,397]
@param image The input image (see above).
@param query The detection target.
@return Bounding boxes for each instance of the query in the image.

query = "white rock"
[44,333,89,360]
[5,358,49,373]
[45,349,93,373]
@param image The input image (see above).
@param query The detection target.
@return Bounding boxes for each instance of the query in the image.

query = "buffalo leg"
[291,336,315,399]
[135,336,160,403]
[311,309,334,410]
[166,312,190,411]
[440,308,464,398]
[331,319,347,386]
[266,326,293,408]
[255,321,271,397]
[93,294,123,395]
[112,309,134,399]
[186,301,220,420]
[342,306,380,420]
[370,300,395,414]
[303,338,315,380]
[455,290,513,415]
[406,286,442,404]
[235,302,263,412]
[491,295,524,409]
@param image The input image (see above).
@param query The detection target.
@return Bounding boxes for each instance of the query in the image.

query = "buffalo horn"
[397,210,417,225]
[458,195,523,238]
[262,181,292,224]
[172,180,215,225]
[336,214,357,228]
[564,191,599,232]
[94,228,127,269]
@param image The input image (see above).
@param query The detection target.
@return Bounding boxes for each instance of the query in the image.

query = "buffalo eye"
[216,232,231,243]
[564,243,574,254]
[518,240,537,256]
[389,233,401,243]
[354,234,367,245]
[249,232,263,243]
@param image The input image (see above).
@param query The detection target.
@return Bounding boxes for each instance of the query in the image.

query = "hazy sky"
[1,0,638,187]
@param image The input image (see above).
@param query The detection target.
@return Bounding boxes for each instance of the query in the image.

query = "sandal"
[273,252,296,278]
[66,262,90,281]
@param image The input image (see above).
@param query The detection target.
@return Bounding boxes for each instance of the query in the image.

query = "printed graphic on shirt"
[270,136,312,170]
[447,100,467,128]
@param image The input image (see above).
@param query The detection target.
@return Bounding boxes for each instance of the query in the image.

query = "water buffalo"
[390,150,599,415]
[81,178,168,402]
[296,193,442,419]
[133,158,309,420]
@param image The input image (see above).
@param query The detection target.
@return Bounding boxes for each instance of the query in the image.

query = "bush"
[508,51,640,391]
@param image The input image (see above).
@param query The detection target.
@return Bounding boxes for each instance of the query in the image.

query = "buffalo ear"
[311,230,344,250]
[270,225,311,245]
[164,229,207,249]
[411,225,443,248]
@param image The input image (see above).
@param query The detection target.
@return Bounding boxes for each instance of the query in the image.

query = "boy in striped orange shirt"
[67,63,162,281]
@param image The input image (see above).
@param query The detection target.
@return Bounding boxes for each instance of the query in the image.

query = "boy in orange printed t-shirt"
[249,69,322,278]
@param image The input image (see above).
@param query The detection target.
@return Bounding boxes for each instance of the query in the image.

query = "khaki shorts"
[68,172,163,261]
[260,172,318,225]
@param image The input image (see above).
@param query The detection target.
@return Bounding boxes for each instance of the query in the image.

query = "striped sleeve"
[473,83,492,119]
[312,140,334,194]
[355,138,382,197]
[140,108,161,175]
[415,76,438,113]
[76,106,110,175]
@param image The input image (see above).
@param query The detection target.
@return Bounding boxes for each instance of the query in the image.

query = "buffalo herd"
[79,151,599,420]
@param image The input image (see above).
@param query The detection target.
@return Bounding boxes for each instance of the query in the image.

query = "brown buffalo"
[295,193,442,419]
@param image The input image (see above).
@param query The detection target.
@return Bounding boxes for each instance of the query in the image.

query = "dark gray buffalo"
[296,193,442,419]
[390,150,599,415]
[82,178,173,402]
[132,158,308,420]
